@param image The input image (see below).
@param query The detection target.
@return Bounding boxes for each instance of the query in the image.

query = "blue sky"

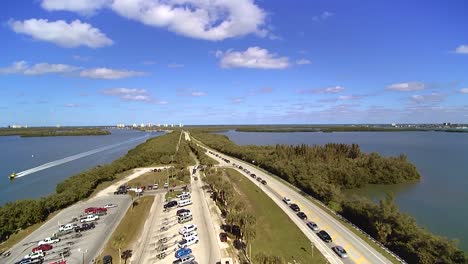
[1,0,467,126]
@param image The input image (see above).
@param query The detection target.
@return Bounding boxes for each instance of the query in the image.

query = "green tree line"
[188,141,218,166]
[191,130,466,264]
[0,127,111,137]
[0,131,192,243]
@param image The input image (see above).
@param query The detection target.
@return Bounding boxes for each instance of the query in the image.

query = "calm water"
[221,130,468,251]
[0,129,162,205]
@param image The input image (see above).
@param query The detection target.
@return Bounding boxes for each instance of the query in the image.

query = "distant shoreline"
[0,127,111,137]
[234,126,468,133]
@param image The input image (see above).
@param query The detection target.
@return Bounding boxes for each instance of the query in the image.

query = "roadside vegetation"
[192,130,466,264]
[204,167,325,263]
[188,141,219,166]
[0,127,110,137]
[100,196,154,264]
[0,130,193,246]
[128,168,190,188]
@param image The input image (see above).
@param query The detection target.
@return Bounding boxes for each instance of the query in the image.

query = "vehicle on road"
[153,183,158,189]
[164,182,169,188]
[332,246,349,258]
[32,244,52,253]
[297,212,307,220]
[172,254,195,264]
[74,223,95,232]
[261,180,267,185]
[164,200,178,209]
[181,231,198,240]
[317,230,332,243]
[38,237,60,245]
[175,247,192,259]
[15,258,42,264]
[289,204,300,212]
[24,251,44,260]
[250,174,256,179]
[178,215,193,224]
[219,232,227,242]
[80,214,99,223]
[178,236,199,248]
[179,224,197,235]
[104,203,117,208]
[282,197,292,205]
[306,221,319,231]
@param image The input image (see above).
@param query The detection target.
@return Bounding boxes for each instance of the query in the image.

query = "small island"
[0,127,111,137]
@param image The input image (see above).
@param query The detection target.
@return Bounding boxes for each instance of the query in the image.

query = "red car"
[33,243,53,252]
[84,207,96,214]
[85,207,107,214]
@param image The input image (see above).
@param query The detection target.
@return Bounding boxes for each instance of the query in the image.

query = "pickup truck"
[38,237,60,246]
[80,214,99,223]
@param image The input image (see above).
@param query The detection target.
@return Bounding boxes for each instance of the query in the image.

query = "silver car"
[332,246,349,258]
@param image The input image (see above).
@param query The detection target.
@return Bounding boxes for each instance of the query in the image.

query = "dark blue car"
[175,247,192,259]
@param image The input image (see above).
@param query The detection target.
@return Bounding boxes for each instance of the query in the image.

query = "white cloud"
[299,86,345,94]
[410,93,444,104]
[101,88,152,102]
[64,103,80,108]
[455,45,468,54]
[40,0,267,41]
[459,88,468,94]
[9,19,113,48]
[338,95,360,100]
[0,61,79,75]
[41,0,110,15]
[312,11,334,21]
[216,47,289,69]
[386,82,425,91]
[296,59,311,65]
[80,68,146,79]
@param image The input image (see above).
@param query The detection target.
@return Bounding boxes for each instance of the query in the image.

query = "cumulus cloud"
[410,93,444,104]
[0,61,79,75]
[386,82,425,91]
[460,88,468,94]
[9,19,113,48]
[80,68,146,79]
[216,47,290,69]
[177,89,207,97]
[299,86,345,94]
[296,59,311,65]
[455,45,468,54]
[101,88,152,102]
[40,0,267,41]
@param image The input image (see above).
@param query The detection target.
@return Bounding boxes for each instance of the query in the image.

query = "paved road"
[189,133,394,264]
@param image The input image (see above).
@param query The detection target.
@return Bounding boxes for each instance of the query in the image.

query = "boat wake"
[15,134,150,179]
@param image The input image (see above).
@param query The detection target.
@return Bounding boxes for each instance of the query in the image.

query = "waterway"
[0,129,163,205]
[220,130,468,251]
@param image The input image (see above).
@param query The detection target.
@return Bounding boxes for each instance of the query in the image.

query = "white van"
[178,236,199,248]
[181,231,197,240]
[177,199,192,207]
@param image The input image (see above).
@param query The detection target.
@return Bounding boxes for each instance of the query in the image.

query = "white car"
[163,182,169,188]
[80,214,99,223]
[181,231,198,240]
[153,183,158,189]
[282,197,292,205]
[104,203,117,208]
[178,236,199,248]
[59,223,77,232]
[38,237,60,246]
[24,251,45,260]
[179,224,197,235]
[176,192,191,198]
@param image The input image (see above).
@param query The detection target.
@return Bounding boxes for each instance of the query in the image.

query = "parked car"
[164,200,178,209]
[297,212,307,220]
[74,223,95,232]
[80,214,99,223]
[176,209,190,216]
[104,203,117,208]
[24,251,44,260]
[172,254,195,263]
[38,237,60,246]
[250,174,256,179]
[332,246,349,258]
[289,204,300,212]
[175,248,192,259]
[164,182,169,188]
[178,236,199,248]
[32,244,52,253]
[261,180,267,185]
[153,183,158,189]
[282,197,292,205]
[179,224,198,235]
[219,232,228,242]
[306,221,319,231]
[59,223,77,232]
[317,230,332,243]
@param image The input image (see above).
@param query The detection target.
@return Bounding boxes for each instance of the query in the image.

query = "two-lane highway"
[188,132,394,264]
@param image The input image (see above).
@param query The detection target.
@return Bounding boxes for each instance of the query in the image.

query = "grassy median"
[224,168,326,263]
[100,196,154,263]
